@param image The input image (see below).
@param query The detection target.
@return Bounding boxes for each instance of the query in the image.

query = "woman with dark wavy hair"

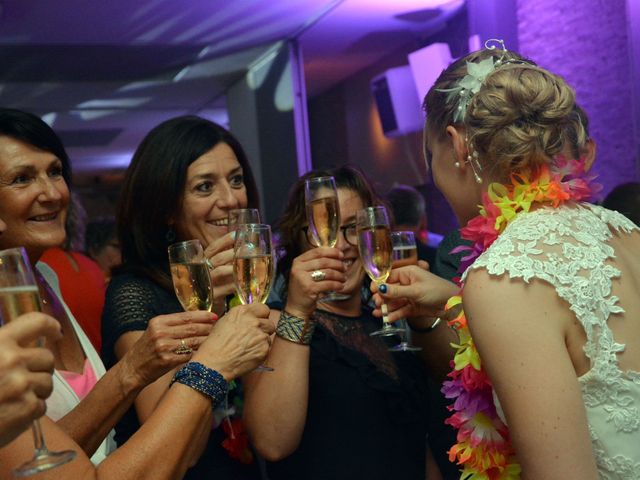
[243,165,453,480]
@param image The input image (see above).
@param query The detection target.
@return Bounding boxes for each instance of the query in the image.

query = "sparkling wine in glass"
[233,223,274,371]
[304,176,349,301]
[356,207,405,337]
[226,209,262,310]
[0,247,76,477]
[168,240,213,312]
[228,208,261,233]
[389,231,421,352]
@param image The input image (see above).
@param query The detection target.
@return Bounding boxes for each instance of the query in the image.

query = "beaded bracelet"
[408,317,442,333]
[170,361,228,407]
[276,310,316,345]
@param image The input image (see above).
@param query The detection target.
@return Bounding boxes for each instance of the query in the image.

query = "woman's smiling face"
[0,136,69,261]
[173,141,248,246]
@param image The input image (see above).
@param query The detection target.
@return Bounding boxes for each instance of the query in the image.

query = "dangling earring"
[465,134,483,184]
[470,163,483,184]
[165,227,176,244]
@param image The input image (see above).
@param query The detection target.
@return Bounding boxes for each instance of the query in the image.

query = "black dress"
[266,308,430,480]
[102,271,261,480]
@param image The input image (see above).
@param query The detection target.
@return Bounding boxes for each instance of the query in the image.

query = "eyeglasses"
[303,223,358,247]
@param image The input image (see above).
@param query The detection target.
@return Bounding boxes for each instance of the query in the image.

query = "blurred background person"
[602,182,640,226]
[85,216,122,284]
[385,184,438,266]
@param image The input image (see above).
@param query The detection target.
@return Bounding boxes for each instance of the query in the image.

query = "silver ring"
[310,270,326,282]
[173,338,193,355]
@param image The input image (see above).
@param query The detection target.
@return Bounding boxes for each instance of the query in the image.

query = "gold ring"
[174,339,193,355]
[310,270,326,282]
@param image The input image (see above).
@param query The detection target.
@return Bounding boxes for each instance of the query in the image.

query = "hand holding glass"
[168,240,213,312]
[356,207,405,337]
[233,224,274,371]
[0,247,76,477]
[389,231,421,352]
[304,176,349,301]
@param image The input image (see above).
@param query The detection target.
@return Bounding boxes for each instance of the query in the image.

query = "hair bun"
[466,64,582,177]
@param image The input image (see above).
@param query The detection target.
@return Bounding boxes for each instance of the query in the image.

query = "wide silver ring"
[174,338,193,355]
[310,270,326,282]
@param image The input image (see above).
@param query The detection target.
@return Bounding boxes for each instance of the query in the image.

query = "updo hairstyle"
[424,49,590,181]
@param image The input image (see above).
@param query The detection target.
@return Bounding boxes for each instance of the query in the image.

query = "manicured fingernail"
[379,284,387,294]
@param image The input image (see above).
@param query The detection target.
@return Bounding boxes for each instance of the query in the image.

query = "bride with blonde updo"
[371,44,640,480]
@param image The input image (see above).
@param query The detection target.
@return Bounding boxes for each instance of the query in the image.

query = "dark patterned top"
[102,271,260,480]
[265,307,430,480]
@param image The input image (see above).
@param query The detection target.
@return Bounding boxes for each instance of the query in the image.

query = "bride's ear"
[582,138,596,172]
[446,126,466,166]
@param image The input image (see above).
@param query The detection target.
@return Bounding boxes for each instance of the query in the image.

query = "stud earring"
[454,161,461,168]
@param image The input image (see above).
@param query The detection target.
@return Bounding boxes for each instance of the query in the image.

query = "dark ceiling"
[0,0,464,172]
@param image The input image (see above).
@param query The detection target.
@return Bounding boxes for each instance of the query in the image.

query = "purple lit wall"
[517,0,637,195]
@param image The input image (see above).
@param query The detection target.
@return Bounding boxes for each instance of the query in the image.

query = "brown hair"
[423,49,590,181]
[275,165,380,283]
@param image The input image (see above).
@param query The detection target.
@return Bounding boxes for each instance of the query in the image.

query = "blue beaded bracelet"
[170,362,228,407]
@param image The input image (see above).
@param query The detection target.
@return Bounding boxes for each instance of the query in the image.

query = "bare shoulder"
[463,268,573,340]
[463,268,599,479]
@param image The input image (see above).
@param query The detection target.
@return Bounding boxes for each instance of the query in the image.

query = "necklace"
[441,157,600,479]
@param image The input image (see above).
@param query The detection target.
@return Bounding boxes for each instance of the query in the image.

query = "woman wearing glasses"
[243,165,453,480]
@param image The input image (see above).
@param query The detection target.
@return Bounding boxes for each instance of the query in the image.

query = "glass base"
[14,449,76,477]
[370,325,406,337]
[254,364,274,372]
[389,342,422,352]
[317,291,351,302]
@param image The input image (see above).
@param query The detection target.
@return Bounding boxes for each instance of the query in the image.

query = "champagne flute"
[304,176,349,301]
[356,207,405,337]
[233,223,274,371]
[228,208,261,233]
[0,247,76,477]
[388,232,421,352]
[226,209,262,310]
[168,240,213,312]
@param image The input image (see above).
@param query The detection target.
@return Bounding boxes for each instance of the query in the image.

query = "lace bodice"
[463,203,640,479]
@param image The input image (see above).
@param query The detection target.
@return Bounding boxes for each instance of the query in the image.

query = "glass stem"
[31,420,48,456]
[381,303,390,325]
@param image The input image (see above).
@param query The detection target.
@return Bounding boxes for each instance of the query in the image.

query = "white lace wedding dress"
[465,203,640,479]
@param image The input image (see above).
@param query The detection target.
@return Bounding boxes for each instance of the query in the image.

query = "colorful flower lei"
[441,157,600,479]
